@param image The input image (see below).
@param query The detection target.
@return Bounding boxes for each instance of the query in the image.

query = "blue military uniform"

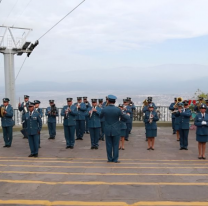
[45,100,58,139]
[119,107,130,137]
[74,97,87,140]
[169,98,177,134]
[88,99,101,149]
[1,98,14,147]
[205,100,208,114]
[98,99,105,141]
[194,97,204,114]
[175,102,191,150]
[102,96,108,108]
[18,95,30,138]
[100,95,128,163]
[126,97,136,133]
[144,110,159,138]
[61,98,78,148]
[23,103,42,157]
[34,100,43,147]
[194,104,208,143]
[83,97,91,134]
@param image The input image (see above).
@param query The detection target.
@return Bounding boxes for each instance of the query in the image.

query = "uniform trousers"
[179,129,189,149]
[85,116,89,132]
[172,118,176,132]
[28,134,39,155]
[76,120,85,139]
[100,121,105,138]
[47,122,56,138]
[2,126,13,146]
[105,135,120,162]
[89,127,100,147]
[125,123,131,140]
[64,125,75,146]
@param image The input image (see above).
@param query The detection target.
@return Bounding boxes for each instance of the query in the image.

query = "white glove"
[202,121,207,125]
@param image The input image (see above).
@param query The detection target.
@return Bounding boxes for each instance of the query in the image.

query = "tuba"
[0,106,6,118]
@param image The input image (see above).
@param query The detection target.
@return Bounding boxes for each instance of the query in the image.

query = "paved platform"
[0,127,208,206]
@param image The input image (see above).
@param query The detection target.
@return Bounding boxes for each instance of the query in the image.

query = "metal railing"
[0,106,173,126]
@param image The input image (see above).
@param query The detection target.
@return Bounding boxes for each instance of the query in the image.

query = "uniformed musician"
[23,103,42,157]
[98,99,105,141]
[174,103,182,141]
[18,95,30,139]
[194,104,208,159]
[74,97,87,140]
[34,100,43,148]
[45,100,58,139]
[144,103,159,150]
[169,98,177,134]
[194,97,204,114]
[88,99,101,149]
[61,98,78,149]
[118,104,130,150]
[83,97,91,134]
[142,97,157,113]
[126,97,136,134]
[123,99,132,141]
[100,95,128,163]
[175,101,191,150]
[1,98,14,148]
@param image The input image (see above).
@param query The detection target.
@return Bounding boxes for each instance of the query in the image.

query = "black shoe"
[107,160,112,163]
[114,161,120,163]
[95,146,98,150]
[39,146,41,148]
[184,148,188,150]
[66,146,70,149]
[99,138,102,140]
[80,138,83,140]
[125,139,129,141]
[34,154,38,158]
[173,131,176,134]
[3,145,8,148]
[179,148,183,150]
[70,146,74,149]
[202,157,206,160]
[91,146,95,149]
[122,148,125,150]
[7,145,11,148]
[198,156,202,159]
[151,147,154,150]
[48,137,52,139]
[76,138,79,140]
[129,131,131,134]
[86,131,89,134]
[23,136,27,139]
[147,148,151,150]
[28,154,34,157]
[102,138,105,141]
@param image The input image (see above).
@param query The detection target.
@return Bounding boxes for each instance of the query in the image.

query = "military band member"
[126,97,136,134]
[142,97,157,113]
[74,97,87,140]
[61,98,78,149]
[205,100,208,114]
[83,97,91,134]
[98,99,105,141]
[194,104,208,159]
[34,100,43,148]
[18,95,30,139]
[1,98,14,148]
[175,101,191,150]
[88,99,101,149]
[100,95,128,163]
[118,104,130,150]
[123,99,132,141]
[45,100,58,139]
[169,98,177,134]
[23,103,42,157]
[144,104,159,150]
[194,97,204,114]
[174,103,182,141]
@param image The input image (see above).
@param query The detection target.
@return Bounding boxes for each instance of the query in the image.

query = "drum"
[0,106,5,118]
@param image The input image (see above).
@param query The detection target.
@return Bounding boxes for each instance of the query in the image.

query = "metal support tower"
[0,26,33,108]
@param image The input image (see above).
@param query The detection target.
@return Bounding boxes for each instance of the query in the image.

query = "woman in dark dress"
[194,104,208,159]
[144,104,159,150]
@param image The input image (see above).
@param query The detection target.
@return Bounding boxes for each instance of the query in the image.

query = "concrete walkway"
[0,127,208,206]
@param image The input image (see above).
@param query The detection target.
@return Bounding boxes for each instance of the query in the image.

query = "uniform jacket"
[174,115,182,127]
[35,108,43,118]
[18,101,30,114]
[169,103,176,118]
[45,106,59,123]
[74,102,87,120]
[84,102,91,115]
[175,108,191,130]
[206,108,208,114]
[194,105,200,114]
[143,111,159,130]
[98,105,105,122]
[120,112,130,130]
[88,106,101,128]
[194,113,208,136]
[23,111,42,135]
[128,104,136,119]
[123,105,132,123]
[142,102,157,113]
[1,104,14,127]
[61,105,78,126]
[100,105,128,136]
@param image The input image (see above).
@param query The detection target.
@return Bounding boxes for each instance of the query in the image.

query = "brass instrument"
[149,111,153,124]
[173,97,183,108]
[0,106,6,118]
[65,106,71,116]
[141,99,149,113]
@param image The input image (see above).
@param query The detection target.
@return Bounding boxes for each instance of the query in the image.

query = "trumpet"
[173,97,183,108]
